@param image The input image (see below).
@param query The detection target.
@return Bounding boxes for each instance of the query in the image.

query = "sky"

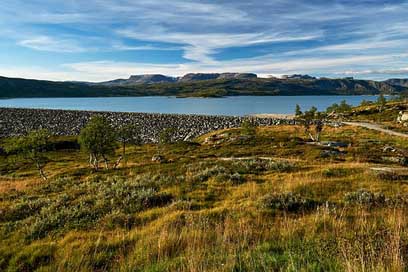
[0,0,408,82]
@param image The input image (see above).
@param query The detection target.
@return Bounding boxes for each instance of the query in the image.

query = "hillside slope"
[0,75,406,98]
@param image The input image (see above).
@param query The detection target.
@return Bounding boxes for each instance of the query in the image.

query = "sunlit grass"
[1,124,408,271]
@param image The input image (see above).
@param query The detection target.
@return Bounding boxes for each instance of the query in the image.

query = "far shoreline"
[0,94,385,100]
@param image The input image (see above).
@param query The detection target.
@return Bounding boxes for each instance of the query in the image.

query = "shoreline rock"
[0,107,298,143]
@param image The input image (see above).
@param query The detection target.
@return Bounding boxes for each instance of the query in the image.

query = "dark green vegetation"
[2,114,408,271]
[1,75,407,98]
[326,95,408,133]
[3,129,51,181]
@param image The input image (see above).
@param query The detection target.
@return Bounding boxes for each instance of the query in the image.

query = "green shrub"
[261,192,318,212]
[189,165,245,185]
[191,165,228,182]
[241,119,257,136]
[322,168,350,178]
[23,176,173,240]
[232,159,296,174]
[344,189,385,207]
[376,171,405,181]
[229,172,245,185]
[1,197,50,222]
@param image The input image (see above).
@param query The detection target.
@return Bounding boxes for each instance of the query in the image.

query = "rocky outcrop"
[0,108,297,143]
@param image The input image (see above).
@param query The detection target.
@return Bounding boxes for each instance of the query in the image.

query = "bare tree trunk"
[308,133,316,142]
[35,161,47,181]
[89,153,94,168]
[122,142,126,167]
[113,155,123,169]
[315,132,321,142]
[92,154,99,171]
[102,155,109,169]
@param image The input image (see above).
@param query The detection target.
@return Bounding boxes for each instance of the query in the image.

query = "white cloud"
[111,43,180,51]
[337,68,408,76]
[18,36,85,53]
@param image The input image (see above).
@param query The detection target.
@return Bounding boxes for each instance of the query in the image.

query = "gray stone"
[0,108,299,143]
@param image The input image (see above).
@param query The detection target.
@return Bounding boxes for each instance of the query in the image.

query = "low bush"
[189,165,245,184]
[376,171,405,181]
[322,168,351,178]
[344,189,385,207]
[191,165,228,182]
[19,175,173,240]
[261,192,319,212]
[1,197,50,222]
[232,159,296,174]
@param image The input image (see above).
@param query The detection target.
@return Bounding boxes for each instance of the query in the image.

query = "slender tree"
[241,118,257,137]
[4,129,51,180]
[159,128,175,146]
[78,116,117,170]
[295,104,302,117]
[115,124,141,168]
[299,106,325,142]
[377,94,387,112]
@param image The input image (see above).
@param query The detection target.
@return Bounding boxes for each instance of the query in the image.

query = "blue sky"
[1,0,408,81]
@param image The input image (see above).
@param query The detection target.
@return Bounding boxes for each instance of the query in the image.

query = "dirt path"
[343,121,408,138]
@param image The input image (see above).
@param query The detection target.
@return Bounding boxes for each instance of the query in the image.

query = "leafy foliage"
[4,129,51,180]
[159,128,176,145]
[377,94,387,112]
[295,105,326,142]
[326,100,352,113]
[78,116,117,170]
[240,119,257,136]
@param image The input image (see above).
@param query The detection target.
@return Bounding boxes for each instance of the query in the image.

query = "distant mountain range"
[92,73,257,86]
[0,73,407,98]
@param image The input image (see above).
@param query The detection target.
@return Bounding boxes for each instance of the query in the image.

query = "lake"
[0,96,379,116]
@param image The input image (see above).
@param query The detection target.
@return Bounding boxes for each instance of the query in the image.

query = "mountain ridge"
[0,74,407,98]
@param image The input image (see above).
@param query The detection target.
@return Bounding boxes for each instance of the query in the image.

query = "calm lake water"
[0,96,379,116]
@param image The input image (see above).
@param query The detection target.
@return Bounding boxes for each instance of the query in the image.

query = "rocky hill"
[384,78,408,87]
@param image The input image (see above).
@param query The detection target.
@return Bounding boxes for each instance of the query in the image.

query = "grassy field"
[1,124,408,271]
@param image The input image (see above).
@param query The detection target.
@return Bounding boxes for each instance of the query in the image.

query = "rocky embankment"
[0,108,297,142]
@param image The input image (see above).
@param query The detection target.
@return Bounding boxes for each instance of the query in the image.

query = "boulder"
[320,141,349,148]
[151,154,166,163]
[397,111,408,123]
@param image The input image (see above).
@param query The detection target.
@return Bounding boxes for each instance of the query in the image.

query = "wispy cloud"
[338,68,408,76]
[18,36,86,53]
